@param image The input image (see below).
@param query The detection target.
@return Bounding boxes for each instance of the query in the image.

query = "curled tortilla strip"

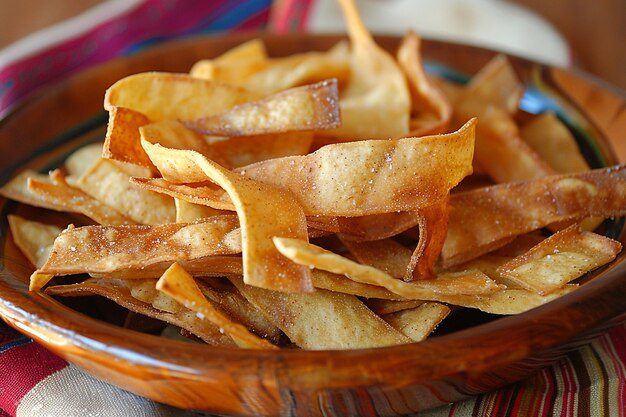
[443,165,626,267]
[229,275,411,350]
[273,237,503,300]
[64,143,103,177]
[236,119,476,216]
[46,278,235,346]
[38,215,241,276]
[142,140,312,293]
[329,0,410,140]
[104,72,260,121]
[397,31,452,136]
[496,225,622,295]
[184,79,340,136]
[404,197,449,281]
[103,107,153,169]
[156,263,277,349]
[341,238,412,279]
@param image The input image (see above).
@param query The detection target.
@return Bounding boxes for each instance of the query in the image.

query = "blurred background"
[0,0,624,90]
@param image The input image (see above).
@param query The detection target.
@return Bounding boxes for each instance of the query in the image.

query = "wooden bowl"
[0,34,625,416]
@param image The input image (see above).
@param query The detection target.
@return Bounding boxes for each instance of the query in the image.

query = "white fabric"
[16,365,216,417]
[308,0,570,66]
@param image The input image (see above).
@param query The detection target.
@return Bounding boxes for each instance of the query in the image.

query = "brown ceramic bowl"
[0,34,625,417]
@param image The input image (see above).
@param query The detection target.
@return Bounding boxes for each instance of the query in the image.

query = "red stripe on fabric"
[600,327,626,416]
[558,357,577,417]
[0,341,67,416]
[0,407,10,417]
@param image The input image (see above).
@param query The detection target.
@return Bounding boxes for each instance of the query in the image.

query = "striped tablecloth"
[0,0,624,416]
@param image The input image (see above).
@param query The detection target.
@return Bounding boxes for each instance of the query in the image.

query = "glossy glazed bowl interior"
[0,33,625,417]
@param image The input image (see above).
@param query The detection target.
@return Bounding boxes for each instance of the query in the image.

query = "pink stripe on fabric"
[269,0,315,32]
[0,0,269,117]
[0,341,67,416]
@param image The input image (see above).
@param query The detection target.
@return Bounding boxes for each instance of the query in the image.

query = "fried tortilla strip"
[365,299,425,316]
[330,0,410,139]
[130,177,234,210]
[64,142,103,177]
[197,279,282,342]
[442,285,577,315]
[496,225,622,295]
[461,54,523,114]
[134,120,474,217]
[37,215,241,276]
[235,119,476,216]
[103,107,153,168]
[341,238,412,279]
[443,165,626,266]
[455,55,553,183]
[0,171,67,212]
[104,72,260,121]
[184,79,340,136]
[77,158,175,225]
[397,31,452,136]
[404,197,449,281]
[8,215,61,268]
[127,278,281,342]
[311,269,401,300]
[157,263,277,349]
[45,278,235,346]
[273,237,503,300]
[310,211,421,242]
[142,141,312,293]
[229,275,411,349]
[241,45,350,95]
[204,132,313,169]
[190,39,269,82]
[27,174,134,226]
[175,199,227,223]
[520,112,590,174]
[89,256,243,280]
[383,302,451,342]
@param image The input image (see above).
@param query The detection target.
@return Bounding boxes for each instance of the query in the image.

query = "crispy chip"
[444,165,626,266]
[104,72,261,121]
[46,278,236,346]
[77,158,175,225]
[520,112,590,174]
[234,119,476,216]
[27,173,134,226]
[142,140,312,292]
[156,263,277,349]
[64,143,103,177]
[229,275,410,349]
[103,107,153,168]
[37,215,241,277]
[273,237,503,300]
[184,79,340,136]
[8,215,61,268]
[496,225,622,294]
[329,0,410,139]
[397,31,452,136]
[382,302,450,342]
[203,131,313,169]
